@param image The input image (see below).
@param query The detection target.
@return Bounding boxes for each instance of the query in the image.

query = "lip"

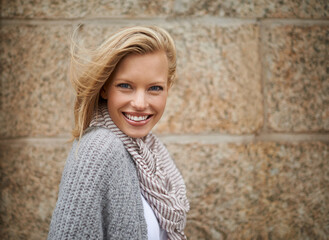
[124,112,151,116]
[122,112,153,126]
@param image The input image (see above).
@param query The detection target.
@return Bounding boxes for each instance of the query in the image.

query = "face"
[101,51,169,138]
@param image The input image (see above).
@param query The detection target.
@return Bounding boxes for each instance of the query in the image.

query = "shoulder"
[71,127,127,165]
[57,126,137,204]
[49,127,146,239]
[79,126,125,153]
[62,127,132,186]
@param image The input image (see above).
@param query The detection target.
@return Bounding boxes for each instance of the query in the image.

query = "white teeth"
[125,113,148,122]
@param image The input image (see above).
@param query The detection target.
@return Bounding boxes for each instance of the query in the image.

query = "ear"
[100,86,108,99]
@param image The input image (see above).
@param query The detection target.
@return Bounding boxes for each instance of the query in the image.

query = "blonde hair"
[70,26,176,140]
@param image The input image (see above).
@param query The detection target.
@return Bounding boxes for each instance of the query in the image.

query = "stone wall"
[1,1,328,239]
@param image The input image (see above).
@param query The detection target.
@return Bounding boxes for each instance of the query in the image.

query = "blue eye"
[149,86,163,91]
[117,83,131,89]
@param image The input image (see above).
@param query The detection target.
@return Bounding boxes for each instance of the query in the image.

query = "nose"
[131,90,148,110]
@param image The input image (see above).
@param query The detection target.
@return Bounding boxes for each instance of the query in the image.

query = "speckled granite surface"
[166,141,329,240]
[1,0,174,18]
[159,22,263,135]
[0,140,69,239]
[173,0,329,19]
[1,0,328,19]
[0,24,74,138]
[264,24,329,132]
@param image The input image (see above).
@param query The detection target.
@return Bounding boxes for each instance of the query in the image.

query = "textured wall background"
[1,1,329,239]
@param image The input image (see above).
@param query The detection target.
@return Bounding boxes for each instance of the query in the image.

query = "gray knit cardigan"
[48,127,148,240]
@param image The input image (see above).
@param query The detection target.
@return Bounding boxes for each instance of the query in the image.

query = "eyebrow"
[112,78,167,85]
[112,78,134,84]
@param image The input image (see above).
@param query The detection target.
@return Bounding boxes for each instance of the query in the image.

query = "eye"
[117,83,131,89]
[149,86,163,91]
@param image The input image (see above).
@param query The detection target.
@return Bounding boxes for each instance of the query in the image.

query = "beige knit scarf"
[90,104,190,240]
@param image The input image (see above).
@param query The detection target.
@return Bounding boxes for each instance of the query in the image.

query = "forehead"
[112,51,169,81]
[119,51,167,68]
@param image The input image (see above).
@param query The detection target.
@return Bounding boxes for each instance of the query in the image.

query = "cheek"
[151,94,168,113]
[107,90,127,108]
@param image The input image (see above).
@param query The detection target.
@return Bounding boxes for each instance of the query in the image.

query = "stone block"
[68,22,263,134]
[164,141,329,239]
[2,0,327,19]
[173,0,329,19]
[0,139,70,239]
[1,0,174,18]
[0,24,74,138]
[263,24,329,132]
[157,22,263,134]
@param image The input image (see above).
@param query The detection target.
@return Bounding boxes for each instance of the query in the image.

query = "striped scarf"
[90,104,190,240]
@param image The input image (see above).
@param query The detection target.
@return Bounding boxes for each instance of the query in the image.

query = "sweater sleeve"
[47,127,147,240]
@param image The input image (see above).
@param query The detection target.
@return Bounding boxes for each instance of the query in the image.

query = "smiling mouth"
[123,113,152,122]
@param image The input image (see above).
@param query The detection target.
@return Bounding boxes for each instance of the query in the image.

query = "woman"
[48,26,189,240]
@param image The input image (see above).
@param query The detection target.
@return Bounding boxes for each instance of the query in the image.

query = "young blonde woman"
[47,26,189,240]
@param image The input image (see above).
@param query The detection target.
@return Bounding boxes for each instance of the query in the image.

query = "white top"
[141,194,168,240]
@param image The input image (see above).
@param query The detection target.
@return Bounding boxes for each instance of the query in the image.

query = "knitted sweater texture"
[48,127,148,240]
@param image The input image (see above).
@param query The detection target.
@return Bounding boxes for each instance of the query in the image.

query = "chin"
[124,129,150,139]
